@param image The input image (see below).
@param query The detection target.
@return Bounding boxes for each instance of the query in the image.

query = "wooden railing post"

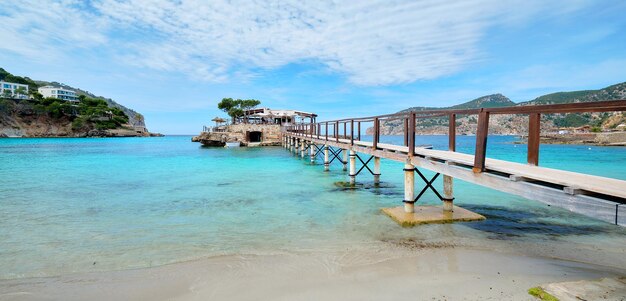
[403,118,408,146]
[449,113,456,152]
[408,113,415,156]
[357,121,361,141]
[373,118,379,150]
[473,110,490,173]
[528,113,541,166]
[335,121,339,142]
[325,122,328,141]
[317,123,321,139]
[350,120,354,146]
[343,122,347,140]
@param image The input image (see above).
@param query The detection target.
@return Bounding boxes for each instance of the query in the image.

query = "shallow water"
[0,135,625,279]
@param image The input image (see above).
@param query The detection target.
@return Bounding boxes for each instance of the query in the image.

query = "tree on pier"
[217,98,261,123]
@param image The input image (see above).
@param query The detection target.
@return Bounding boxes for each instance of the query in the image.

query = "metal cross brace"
[413,169,447,203]
[312,144,324,159]
[328,147,345,165]
[354,154,375,176]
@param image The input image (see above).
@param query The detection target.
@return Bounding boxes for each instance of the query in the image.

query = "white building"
[0,81,29,99]
[241,108,317,125]
[38,86,79,102]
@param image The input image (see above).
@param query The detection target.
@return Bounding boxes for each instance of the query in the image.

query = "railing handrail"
[282,99,626,172]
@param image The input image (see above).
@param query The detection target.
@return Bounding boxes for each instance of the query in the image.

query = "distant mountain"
[449,93,515,109]
[399,94,515,113]
[520,82,626,105]
[370,82,626,135]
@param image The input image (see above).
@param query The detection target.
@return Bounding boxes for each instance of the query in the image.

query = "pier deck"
[283,100,626,226]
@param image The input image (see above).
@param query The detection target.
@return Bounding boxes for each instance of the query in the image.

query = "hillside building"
[38,86,79,102]
[0,81,29,99]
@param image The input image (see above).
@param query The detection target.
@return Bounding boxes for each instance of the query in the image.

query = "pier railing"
[284,100,626,172]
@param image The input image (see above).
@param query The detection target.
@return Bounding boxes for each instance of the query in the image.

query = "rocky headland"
[0,68,160,138]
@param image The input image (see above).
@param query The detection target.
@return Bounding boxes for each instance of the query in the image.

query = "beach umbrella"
[212,117,226,126]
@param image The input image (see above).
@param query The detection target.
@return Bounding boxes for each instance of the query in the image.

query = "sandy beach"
[1,236,625,301]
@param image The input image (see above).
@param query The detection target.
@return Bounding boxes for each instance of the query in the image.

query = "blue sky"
[1,0,625,134]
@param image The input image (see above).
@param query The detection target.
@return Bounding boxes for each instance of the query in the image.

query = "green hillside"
[400,94,514,113]
[521,82,626,105]
[449,93,515,109]
[0,67,145,127]
[382,82,626,133]
[0,68,38,90]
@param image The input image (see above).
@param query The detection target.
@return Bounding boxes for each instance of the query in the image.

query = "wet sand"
[1,241,624,301]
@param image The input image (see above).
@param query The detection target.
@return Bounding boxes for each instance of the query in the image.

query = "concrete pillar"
[443,175,454,211]
[324,144,330,171]
[373,157,381,185]
[404,162,415,213]
[295,139,300,155]
[301,141,306,158]
[342,149,348,171]
[349,149,356,185]
[310,142,315,164]
[289,137,293,152]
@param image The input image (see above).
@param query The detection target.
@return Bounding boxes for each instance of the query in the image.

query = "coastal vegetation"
[1,94,129,131]
[217,98,261,122]
[0,67,151,137]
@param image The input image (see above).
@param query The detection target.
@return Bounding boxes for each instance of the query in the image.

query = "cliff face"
[0,99,152,137]
[370,83,626,135]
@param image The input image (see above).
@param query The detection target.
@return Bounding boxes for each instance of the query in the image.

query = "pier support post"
[443,175,454,211]
[301,141,306,158]
[310,142,315,164]
[296,139,300,155]
[373,157,381,185]
[403,162,415,213]
[324,144,330,171]
[342,149,348,171]
[289,137,293,152]
[349,149,356,185]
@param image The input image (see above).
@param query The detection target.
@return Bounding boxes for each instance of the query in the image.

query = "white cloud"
[0,0,107,61]
[1,0,596,85]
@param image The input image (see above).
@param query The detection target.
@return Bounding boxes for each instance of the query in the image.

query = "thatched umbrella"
[212,117,226,126]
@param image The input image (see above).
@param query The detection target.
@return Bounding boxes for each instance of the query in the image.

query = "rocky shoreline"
[515,131,626,146]
[0,128,163,138]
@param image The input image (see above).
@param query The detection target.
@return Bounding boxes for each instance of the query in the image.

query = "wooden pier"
[283,100,626,226]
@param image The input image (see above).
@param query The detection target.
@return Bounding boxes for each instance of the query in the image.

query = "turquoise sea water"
[1,136,625,279]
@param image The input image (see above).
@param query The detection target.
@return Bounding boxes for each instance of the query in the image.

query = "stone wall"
[192,124,283,146]
[227,124,282,145]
